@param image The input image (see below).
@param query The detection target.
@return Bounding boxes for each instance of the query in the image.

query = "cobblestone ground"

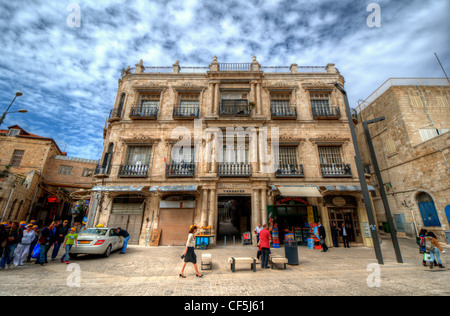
[0,235,448,296]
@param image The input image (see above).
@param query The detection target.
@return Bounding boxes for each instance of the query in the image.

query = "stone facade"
[91,57,377,248]
[355,79,450,241]
[0,125,96,225]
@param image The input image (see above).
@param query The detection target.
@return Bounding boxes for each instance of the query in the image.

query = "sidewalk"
[0,236,448,296]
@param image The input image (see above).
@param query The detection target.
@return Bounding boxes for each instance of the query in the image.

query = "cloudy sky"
[0,0,448,160]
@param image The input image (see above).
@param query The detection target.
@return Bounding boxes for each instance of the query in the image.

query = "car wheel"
[104,244,112,258]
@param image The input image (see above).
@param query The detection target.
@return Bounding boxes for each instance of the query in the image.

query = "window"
[125,146,152,166]
[310,92,330,108]
[419,128,450,142]
[171,146,195,164]
[117,94,126,118]
[82,168,92,177]
[318,146,343,165]
[278,147,299,166]
[10,150,25,167]
[58,165,73,175]
[8,129,20,136]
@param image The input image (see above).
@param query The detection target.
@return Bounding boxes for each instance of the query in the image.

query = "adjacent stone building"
[355,78,450,241]
[90,57,378,247]
[0,125,97,225]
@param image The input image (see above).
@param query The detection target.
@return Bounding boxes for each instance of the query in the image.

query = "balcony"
[320,164,352,178]
[129,106,158,120]
[275,164,304,177]
[271,104,298,119]
[173,105,200,119]
[94,164,111,177]
[219,63,251,71]
[108,109,121,122]
[219,100,250,117]
[312,105,341,119]
[166,163,195,178]
[218,163,252,177]
[118,164,149,178]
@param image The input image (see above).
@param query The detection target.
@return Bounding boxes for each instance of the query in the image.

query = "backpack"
[425,238,434,251]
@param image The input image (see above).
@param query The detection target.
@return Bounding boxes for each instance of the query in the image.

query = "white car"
[69,227,124,258]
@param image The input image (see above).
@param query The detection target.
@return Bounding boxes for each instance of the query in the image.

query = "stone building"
[90,56,377,247]
[0,125,97,225]
[355,78,450,241]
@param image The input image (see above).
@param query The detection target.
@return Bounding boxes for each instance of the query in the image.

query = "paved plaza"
[0,234,449,296]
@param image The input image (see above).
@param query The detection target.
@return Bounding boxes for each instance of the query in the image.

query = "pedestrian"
[425,232,446,269]
[116,227,130,254]
[0,223,7,266]
[318,222,328,252]
[340,222,350,248]
[52,220,69,261]
[254,223,263,244]
[417,229,428,266]
[35,222,56,265]
[60,227,78,264]
[13,224,35,266]
[331,222,340,247]
[26,225,39,263]
[179,225,203,278]
[259,224,271,269]
[256,238,262,261]
[0,222,22,269]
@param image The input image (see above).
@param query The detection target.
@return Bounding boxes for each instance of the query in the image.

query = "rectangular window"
[318,146,343,165]
[310,93,330,108]
[8,129,20,136]
[10,150,25,167]
[125,146,152,166]
[58,165,73,175]
[278,147,299,165]
[171,146,195,164]
[82,168,91,177]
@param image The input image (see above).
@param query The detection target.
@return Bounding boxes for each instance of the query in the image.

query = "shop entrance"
[329,208,362,244]
[217,196,251,244]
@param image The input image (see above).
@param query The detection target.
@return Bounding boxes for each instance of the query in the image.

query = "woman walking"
[13,224,35,266]
[425,232,446,269]
[179,225,203,278]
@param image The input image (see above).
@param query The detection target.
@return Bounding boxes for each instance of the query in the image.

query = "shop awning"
[91,185,144,192]
[277,186,323,197]
[150,185,199,192]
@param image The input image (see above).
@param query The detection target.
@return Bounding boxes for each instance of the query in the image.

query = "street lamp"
[363,117,403,263]
[334,82,384,265]
[0,91,26,127]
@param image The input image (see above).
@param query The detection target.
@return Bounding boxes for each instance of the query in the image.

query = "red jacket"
[259,228,271,249]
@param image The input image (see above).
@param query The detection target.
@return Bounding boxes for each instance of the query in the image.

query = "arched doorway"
[417,192,441,227]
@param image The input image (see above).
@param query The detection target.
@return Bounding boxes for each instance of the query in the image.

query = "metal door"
[394,213,406,232]
[418,201,441,227]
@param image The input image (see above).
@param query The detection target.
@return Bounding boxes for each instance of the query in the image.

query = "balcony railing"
[218,163,252,177]
[320,164,352,177]
[118,164,149,177]
[94,164,111,177]
[109,109,122,121]
[129,106,158,119]
[219,63,251,71]
[219,100,250,116]
[312,105,341,119]
[166,163,195,178]
[271,104,298,119]
[275,164,304,177]
[173,105,200,119]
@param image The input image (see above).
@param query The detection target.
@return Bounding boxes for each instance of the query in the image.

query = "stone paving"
[0,235,449,296]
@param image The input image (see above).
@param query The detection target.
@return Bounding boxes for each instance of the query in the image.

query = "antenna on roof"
[434,52,449,84]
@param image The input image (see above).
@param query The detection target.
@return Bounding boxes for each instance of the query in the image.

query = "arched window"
[117,94,126,118]
[417,192,441,227]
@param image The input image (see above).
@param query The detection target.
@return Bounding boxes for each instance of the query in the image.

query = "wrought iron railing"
[166,163,195,177]
[118,164,149,177]
[94,164,111,176]
[311,105,341,119]
[218,163,252,177]
[219,100,250,116]
[275,164,304,177]
[320,164,352,177]
[271,104,297,119]
[109,109,122,120]
[219,63,251,71]
[173,105,200,119]
[129,106,158,119]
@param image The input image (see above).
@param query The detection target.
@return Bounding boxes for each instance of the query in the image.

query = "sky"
[0,0,448,160]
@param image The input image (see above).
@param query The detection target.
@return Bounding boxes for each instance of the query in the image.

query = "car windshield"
[80,228,108,236]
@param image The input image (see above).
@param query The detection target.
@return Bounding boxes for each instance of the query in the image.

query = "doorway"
[329,208,362,243]
[217,196,251,244]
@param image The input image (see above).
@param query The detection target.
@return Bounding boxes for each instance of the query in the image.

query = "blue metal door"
[445,205,450,227]
[418,201,441,227]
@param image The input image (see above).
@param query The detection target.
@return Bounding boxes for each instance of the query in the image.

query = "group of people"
[418,229,446,269]
[0,219,79,270]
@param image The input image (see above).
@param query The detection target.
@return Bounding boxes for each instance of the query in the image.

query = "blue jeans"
[61,245,73,262]
[121,236,130,253]
[37,244,49,264]
[429,247,442,265]
[1,244,17,268]
[52,242,62,260]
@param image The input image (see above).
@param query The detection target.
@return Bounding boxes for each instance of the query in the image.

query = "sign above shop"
[48,195,59,203]
[275,197,308,206]
[332,197,347,207]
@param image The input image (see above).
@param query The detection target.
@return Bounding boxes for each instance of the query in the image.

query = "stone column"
[211,133,218,174]
[252,190,259,244]
[250,129,258,174]
[209,83,215,116]
[256,83,262,116]
[318,201,333,248]
[204,131,212,174]
[261,189,267,225]
[201,189,209,227]
[214,83,220,116]
[208,188,217,231]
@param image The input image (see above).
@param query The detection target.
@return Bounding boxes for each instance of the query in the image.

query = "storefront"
[324,195,362,244]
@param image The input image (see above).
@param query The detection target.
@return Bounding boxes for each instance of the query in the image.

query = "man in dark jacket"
[51,220,70,261]
[0,222,22,269]
[318,222,328,252]
[116,227,130,254]
[36,222,56,265]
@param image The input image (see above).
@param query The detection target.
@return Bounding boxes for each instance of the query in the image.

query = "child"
[60,228,78,264]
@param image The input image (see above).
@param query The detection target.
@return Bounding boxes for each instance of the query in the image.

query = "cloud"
[0,0,448,160]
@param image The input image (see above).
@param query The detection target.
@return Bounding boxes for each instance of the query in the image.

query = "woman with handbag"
[179,225,203,278]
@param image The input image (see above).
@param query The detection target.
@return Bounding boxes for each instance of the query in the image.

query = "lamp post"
[0,91,26,127]
[334,82,384,265]
[363,117,403,263]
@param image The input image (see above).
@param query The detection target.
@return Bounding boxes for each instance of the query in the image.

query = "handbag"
[31,244,40,259]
